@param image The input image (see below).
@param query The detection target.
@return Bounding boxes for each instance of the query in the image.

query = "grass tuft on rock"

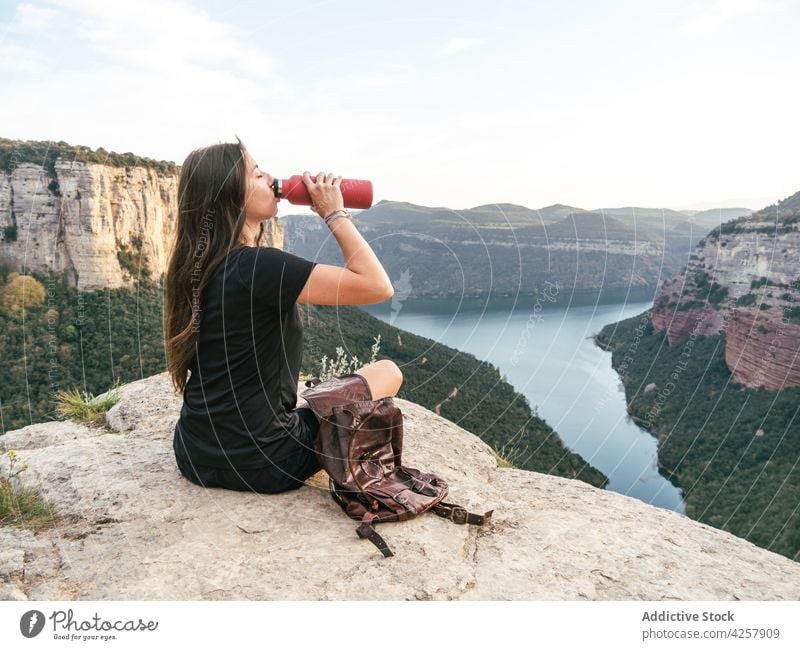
[53,378,123,427]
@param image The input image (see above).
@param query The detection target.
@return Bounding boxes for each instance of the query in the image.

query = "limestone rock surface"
[0,160,283,290]
[1,372,799,600]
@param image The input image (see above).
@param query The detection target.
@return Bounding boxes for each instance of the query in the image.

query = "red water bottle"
[272,174,373,209]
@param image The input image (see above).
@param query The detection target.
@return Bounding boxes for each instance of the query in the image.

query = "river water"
[361,298,685,513]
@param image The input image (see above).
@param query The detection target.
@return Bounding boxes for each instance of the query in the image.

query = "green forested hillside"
[303,303,606,486]
[0,266,607,489]
[0,267,166,426]
[595,312,800,562]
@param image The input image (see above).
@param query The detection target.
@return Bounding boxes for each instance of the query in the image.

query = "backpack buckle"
[449,506,468,525]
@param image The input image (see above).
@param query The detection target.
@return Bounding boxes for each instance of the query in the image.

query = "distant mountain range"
[282,200,752,305]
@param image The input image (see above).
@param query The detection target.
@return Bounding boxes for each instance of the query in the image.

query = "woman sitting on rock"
[164,136,402,494]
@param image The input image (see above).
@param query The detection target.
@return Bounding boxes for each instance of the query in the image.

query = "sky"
[1,0,798,214]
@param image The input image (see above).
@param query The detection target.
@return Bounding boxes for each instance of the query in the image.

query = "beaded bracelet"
[323,209,352,227]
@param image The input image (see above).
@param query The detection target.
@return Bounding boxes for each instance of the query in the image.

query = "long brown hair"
[164,135,266,394]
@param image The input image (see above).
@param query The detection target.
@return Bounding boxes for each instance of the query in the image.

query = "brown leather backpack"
[301,374,494,558]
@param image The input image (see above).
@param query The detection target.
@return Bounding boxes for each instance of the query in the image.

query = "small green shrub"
[736,293,757,307]
[0,450,56,530]
[53,377,123,427]
[116,237,151,280]
[493,449,517,468]
[694,270,711,289]
[751,276,788,289]
[707,282,728,305]
[676,299,705,311]
[310,335,382,381]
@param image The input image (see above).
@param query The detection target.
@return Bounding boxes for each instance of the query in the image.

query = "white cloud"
[434,37,484,57]
[680,0,781,33]
[48,0,279,80]
[10,2,62,32]
[0,41,48,72]
[0,0,295,158]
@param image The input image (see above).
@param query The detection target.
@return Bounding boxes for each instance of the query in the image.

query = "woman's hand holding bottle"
[302,171,345,219]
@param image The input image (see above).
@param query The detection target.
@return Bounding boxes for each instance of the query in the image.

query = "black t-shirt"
[173,244,318,470]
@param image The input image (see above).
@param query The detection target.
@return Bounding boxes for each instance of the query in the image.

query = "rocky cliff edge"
[1,372,798,600]
[651,190,800,389]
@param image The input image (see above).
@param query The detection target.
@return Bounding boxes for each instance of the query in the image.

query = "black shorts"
[174,374,373,495]
[175,407,322,494]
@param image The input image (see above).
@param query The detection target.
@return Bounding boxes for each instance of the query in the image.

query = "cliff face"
[1,371,798,600]
[651,191,800,390]
[0,159,282,290]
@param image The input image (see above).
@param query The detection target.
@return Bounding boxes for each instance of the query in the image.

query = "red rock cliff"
[651,191,800,390]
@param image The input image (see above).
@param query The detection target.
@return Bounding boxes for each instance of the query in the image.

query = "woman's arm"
[296,171,393,306]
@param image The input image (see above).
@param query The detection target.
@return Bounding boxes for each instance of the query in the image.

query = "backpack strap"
[356,504,494,558]
[356,512,394,558]
[432,501,494,526]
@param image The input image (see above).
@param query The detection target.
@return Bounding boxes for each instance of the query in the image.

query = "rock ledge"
[1,372,798,600]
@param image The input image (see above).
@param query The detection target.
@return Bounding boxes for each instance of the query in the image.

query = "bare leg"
[354,359,403,400]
